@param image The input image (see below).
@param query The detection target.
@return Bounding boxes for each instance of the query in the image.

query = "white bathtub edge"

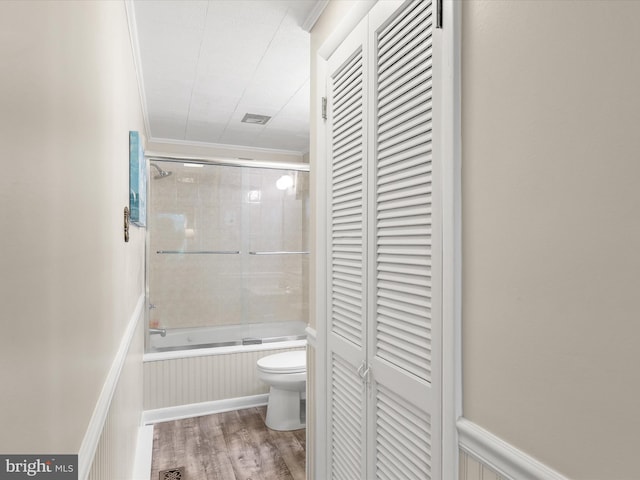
[143,339,307,362]
[142,394,269,425]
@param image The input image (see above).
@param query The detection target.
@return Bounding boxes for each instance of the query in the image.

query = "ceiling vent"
[241,113,271,125]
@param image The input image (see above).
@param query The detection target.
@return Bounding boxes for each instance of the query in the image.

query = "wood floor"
[150,407,306,480]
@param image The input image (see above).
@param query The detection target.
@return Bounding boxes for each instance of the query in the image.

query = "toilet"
[257,350,306,431]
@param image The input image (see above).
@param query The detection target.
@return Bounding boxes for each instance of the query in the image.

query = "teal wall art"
[129,131,146,226]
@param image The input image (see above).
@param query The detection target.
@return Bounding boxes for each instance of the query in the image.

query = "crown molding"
[302,0,330,32]
[124,0,152,142]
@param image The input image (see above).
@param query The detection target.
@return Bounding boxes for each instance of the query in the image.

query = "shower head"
[150,162,172,179]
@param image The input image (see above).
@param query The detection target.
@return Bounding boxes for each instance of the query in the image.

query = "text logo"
[0,456,77,479]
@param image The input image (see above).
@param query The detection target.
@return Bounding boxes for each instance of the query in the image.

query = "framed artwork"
[129,131,146,226]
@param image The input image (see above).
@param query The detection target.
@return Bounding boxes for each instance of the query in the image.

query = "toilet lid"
[257,351,306,374]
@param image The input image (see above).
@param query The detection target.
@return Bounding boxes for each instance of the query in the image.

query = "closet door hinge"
[436,0,443,29]
[321,96,327,120]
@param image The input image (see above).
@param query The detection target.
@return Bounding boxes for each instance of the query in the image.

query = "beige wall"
[0,0,146,454]
[462,1,640,478]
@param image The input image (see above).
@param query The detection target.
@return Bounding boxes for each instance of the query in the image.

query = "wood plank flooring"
[151,407,306,480]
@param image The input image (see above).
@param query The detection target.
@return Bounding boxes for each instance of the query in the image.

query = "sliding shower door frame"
[143,155,310,353]
[146,154,310,172]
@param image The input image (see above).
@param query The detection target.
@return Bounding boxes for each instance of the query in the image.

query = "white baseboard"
[142,394,269,425]
[78,294,144,480]
[132,425,154,480]
[457,418,570,480]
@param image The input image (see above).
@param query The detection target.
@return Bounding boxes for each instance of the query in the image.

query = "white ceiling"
[133,0,319,154]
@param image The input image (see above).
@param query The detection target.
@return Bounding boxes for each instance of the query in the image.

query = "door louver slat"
[334,104,363,134]
[378,43,432,94]
[378,92,431,132]
[331,354,364,480]
[376,385,432,479]
[333,73,363,111]
[377,305,432,330]
[378,78,433,119]
[375,0,433,383]
[331,48,365,348]
[378,0,432,50]
[378,69,432,113]
[377,143,431,171]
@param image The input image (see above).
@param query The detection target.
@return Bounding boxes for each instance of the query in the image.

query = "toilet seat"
[257,351,306,374]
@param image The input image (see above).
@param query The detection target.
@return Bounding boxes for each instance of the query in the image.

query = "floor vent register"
[159,467,184,480]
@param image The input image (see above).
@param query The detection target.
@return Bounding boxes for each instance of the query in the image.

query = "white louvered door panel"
[325,0,442,478]
[326,16,368,480]
[368,0,442,479]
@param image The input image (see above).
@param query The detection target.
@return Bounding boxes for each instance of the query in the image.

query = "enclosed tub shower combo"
[143,157,308,428]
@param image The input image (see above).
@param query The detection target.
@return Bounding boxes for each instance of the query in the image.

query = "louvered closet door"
[326,16,368,480]
[325,1,442,478]
[367,1,442,479]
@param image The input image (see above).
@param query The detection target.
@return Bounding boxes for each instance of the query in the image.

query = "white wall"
[0,0,146,457]
[462,1,640,478]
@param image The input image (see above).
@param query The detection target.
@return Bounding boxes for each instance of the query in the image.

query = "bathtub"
[143,321,307,412]
[147,320,307,354]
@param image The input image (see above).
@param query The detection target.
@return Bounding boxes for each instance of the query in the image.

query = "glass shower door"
[146,160,309,353]
[148,161,244,337]
[243,168,309,338]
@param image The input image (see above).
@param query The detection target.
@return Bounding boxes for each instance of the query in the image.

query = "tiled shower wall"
[148,162,309,331]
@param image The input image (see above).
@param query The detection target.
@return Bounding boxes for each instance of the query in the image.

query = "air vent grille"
[241,113,271,125]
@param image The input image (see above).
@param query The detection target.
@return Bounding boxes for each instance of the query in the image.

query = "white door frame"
[312,1,462,478]
[440,1,462,477]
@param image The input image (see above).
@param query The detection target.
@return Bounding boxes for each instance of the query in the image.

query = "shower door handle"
[156,250,240,255]
[249,251,310,255]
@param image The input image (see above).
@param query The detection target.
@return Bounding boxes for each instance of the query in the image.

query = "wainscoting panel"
[86,299,144,480]
[143,346,304,410]
[459,450,505,480]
